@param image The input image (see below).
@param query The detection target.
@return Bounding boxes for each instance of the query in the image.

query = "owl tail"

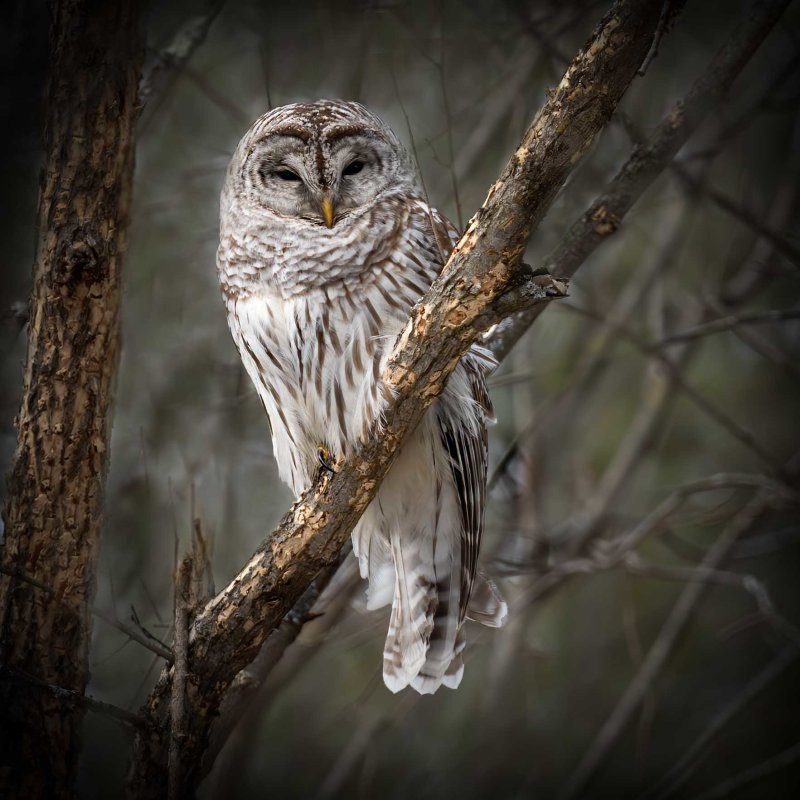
[382,526,464,695]
[409,572,508,693]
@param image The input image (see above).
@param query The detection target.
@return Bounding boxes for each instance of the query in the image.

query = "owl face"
[227,100,417,229]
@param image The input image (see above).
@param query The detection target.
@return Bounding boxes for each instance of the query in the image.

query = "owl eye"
[342,160,365,177]
[273,168,301,182]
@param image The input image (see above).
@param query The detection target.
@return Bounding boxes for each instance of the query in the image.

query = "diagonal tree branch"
[137,1,227,130]
[127,0,665,794]
[487,0,793,362]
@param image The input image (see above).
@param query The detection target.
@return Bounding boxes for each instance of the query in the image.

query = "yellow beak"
[321,196,335,228]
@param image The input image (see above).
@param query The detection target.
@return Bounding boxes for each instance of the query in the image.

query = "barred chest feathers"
[232,286,414,495]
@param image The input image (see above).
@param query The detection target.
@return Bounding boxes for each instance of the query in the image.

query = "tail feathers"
[441,650,465,690]
[411,627,466,694]
[383,600,429,693]
[409,560,462,693]
[383,571,506,693]
[467,571,508,628]
[382,529,466,695]
[402,573,505,693]
[382,540,437,693]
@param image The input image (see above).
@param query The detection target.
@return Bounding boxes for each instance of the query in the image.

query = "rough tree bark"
[127,0,663,795]
[488,0,793,361]
[0,1,142,797]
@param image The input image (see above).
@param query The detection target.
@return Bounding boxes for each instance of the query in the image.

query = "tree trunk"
[0,1,142,797]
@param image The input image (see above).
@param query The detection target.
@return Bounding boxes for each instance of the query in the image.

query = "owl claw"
[317,445,335,473]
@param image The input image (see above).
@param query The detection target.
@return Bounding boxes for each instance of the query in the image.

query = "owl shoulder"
[404,198,460,269]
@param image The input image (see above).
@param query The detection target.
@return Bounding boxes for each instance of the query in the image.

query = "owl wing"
[412,203,502,625]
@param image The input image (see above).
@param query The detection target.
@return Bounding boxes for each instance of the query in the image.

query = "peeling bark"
[127,0,662,795]
[0,2,142,797]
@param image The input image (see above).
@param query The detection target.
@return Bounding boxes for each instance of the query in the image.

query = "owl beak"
[321,195,335,228]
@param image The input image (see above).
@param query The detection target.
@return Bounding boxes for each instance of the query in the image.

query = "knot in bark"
[58,229,106,287]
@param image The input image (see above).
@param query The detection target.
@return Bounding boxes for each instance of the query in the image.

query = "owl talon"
[317,445,335,473]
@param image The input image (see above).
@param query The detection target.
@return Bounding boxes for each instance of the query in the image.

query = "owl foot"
[317,444,336,473]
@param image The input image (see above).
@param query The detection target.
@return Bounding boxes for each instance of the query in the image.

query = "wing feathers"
[437,350,497,624]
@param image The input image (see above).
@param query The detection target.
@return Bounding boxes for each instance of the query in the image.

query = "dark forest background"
[2,0,800,797]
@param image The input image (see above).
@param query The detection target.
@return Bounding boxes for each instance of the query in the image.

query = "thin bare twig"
[168,557,192,800]
[621,554,800,644]
[1,665,144,729]
[181,65,251,127]
[492,472,795,581]
[390,69,447,267]
[566,344,691,552]
[191,517,215,600]
[560,302,784,472]
[643,642,800,800]
[707,51,800,151]
[607,473,797,556]
[316,693,419,800]
[448,47,540,192]
[637,1,685,76]
[706,300,800,381]
[672,162,800,271]
[620,577,657,757]
[691,739,800,800]
[719,135,800,306]
[437,1,463,229]
[0,562,173,663]
[138,1,226,115]
[558,490,776,799]
[129,605,174,660]
[650,308,800,349]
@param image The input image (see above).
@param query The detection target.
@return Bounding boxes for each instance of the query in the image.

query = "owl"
[217,100,506,694]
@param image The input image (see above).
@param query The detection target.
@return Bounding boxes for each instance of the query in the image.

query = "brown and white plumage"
[217,100,506,694]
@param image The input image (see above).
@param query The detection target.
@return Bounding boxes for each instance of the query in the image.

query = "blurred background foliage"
[2,0,800,797]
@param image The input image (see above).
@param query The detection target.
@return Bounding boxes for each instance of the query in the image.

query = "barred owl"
[217,100,506,694]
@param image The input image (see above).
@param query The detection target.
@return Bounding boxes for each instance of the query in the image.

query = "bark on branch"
[128,0,663,793]
[488,0,793,362]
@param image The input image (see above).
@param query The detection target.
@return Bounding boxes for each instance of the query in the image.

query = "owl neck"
[219,193,412,301]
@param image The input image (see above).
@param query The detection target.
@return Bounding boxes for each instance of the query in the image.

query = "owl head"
[223,100,417,229]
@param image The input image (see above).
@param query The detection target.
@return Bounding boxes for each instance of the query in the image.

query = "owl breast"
[224,196,439,495]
